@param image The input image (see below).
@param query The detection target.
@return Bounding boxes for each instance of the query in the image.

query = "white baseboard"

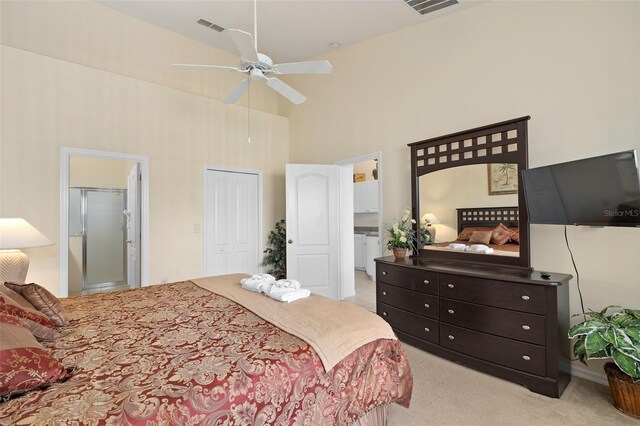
[562,361,609,386]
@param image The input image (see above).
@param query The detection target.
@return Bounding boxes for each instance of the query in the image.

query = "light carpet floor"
[344,271,637,425]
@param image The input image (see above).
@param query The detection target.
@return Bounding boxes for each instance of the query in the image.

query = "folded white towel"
[268,289,311,303]
[273,279,301,290]
[464,245,494,254]
[240,273,276,292]
[448,243,467,251]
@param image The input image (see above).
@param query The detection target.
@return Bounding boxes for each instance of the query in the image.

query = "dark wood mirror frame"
[409,116,531,269]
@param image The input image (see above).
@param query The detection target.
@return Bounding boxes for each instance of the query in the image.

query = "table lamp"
[422,213,441,242]
[0,218,53,283]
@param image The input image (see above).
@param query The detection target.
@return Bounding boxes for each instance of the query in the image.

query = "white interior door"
[126,163,141,288]
[204,169,259,276]
[286,164,353,300]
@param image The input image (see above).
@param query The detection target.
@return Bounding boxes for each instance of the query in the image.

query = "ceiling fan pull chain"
[247,79,251,144]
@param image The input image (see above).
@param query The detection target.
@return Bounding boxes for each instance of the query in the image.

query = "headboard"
[457,207,519,233]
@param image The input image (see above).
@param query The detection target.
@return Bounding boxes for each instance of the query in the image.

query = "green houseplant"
[263,220,287,279]
[386,208,434,259]
[386,208,416,259]
[569,305,640,417]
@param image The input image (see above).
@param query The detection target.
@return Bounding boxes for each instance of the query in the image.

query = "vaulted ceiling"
[100,0,480,63]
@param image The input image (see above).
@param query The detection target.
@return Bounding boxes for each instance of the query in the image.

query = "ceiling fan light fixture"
[175,2,332,105]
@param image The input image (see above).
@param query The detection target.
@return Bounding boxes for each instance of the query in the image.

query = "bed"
[426,206,520,257]
[0,274,412,425]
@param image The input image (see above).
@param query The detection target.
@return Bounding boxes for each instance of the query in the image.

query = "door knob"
[288,239,293,244]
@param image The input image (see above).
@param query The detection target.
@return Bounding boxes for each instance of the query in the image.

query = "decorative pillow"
[491,223,514,245]
[468,230,492,245]
[457,227,493,241]
[0,309,70,400]
[509,228,520,244]
[4,282,68,327]
[0,284,34,310]
[0,295,60,340]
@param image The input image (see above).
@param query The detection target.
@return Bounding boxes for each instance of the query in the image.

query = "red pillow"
[509,228,520,244]
[457,227,493,241]
[468,230,492,245]
[491,223,514,245]
[0,309,70,399]
[0,295,59,340]
[5,282,69,327]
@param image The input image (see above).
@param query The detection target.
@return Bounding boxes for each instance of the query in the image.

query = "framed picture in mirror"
[488,163,518,195]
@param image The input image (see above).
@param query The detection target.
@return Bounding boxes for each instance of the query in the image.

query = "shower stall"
[69,187,128,293]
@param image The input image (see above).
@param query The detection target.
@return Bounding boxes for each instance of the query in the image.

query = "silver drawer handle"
[382,312,388,316]
[424,303,430,309]
[423,280,430,284]
[448,335,455,340]
[522,355,531,361]
[424,327,430,332]
[447,283,455,289]
[521,295,530,301]
[448,309,455,314]
[382,291,387,296]
[522,325,531,331]
[382,271,387,276]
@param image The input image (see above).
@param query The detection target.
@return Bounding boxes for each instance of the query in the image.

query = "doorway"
[203,167,262,277]
[69,187,128,294]
[334,152,383,312]
[59,148,149,298]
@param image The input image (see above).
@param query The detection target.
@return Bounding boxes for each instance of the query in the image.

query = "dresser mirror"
[409,116,531,268]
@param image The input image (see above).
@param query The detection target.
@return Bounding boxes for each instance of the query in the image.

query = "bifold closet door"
[204,170,259,276]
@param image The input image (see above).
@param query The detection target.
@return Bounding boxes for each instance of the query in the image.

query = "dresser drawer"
[377,302,439,344]
[441,323,546,376]
[439,298,545,345]
[439,274,545,314]
[377,282,438,320]
[377,264,438,295]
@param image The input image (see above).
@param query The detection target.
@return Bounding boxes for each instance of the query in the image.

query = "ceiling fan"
[172,2,332,105]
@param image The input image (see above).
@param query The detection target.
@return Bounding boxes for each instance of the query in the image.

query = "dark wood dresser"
[375,256,572,398]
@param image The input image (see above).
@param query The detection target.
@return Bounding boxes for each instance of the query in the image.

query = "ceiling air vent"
[403,0,459,15]
[196,18,225,33]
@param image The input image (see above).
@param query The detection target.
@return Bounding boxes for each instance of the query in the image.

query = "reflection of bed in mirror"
[424,206,520,257]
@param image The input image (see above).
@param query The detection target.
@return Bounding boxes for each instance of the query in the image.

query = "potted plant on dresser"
[385,208,415,260]
[569,306,640,418]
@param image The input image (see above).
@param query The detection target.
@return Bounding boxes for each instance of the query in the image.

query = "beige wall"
[286,1,640,381]
[70,157,136,189]
[0,1,289,295]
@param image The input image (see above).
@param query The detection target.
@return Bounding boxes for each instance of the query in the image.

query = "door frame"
[334,151,383,256]
[59,147,150,297]
[203,166,263,277]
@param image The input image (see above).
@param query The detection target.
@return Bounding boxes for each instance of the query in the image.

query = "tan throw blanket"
[191,273,397,372]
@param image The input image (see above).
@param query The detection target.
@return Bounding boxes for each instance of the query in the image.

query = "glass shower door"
[84,189,126,290]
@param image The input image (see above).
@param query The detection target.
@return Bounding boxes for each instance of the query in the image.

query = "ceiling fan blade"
[272,60,333,75]
[265,77,307,105]
[223,79,250,104]
[172,64,242,72]
[227,29,259,63]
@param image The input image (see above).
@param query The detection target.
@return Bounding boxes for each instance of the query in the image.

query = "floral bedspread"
[0,281,412,425]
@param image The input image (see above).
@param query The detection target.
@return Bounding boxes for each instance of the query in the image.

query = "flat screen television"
[521,150,640,227]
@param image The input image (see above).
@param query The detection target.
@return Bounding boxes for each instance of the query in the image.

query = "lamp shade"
[422,213,441,225]
[0,218,53,249]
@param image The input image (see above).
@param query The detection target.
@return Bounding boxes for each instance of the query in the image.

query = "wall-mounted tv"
[522,150,640,227]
